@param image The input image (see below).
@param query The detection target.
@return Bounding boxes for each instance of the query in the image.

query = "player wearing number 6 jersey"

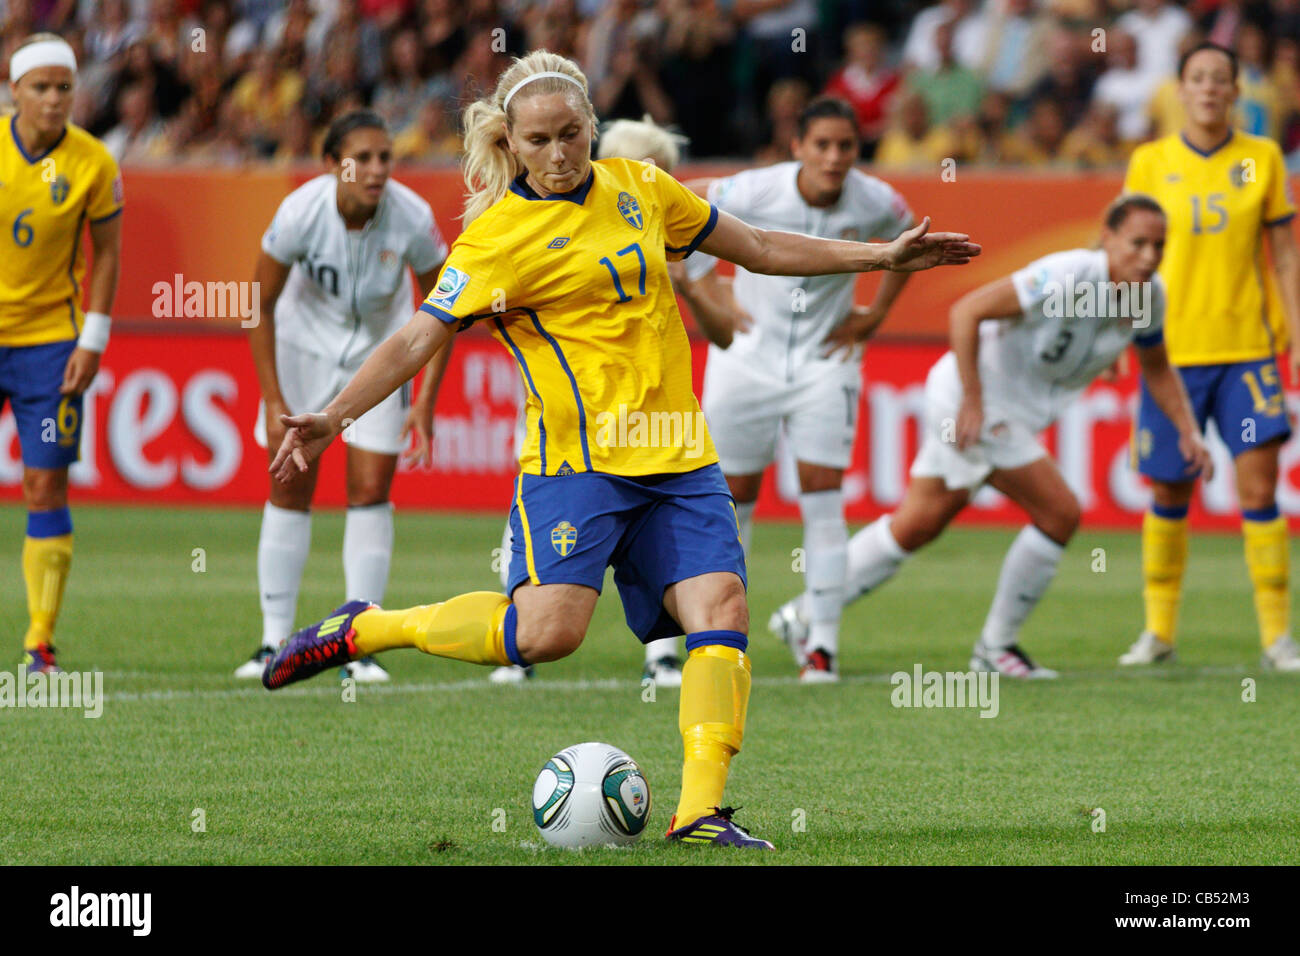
[257,50,979,850]
[1121,42,1300,670]
[770,197,1212,677]
[1,35,123,675]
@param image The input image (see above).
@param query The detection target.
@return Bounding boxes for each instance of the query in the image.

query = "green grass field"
[2,503,1297,865]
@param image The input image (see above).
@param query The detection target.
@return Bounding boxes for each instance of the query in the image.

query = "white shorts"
[702,347,860,474]
[909,356,1046,491]
[253,346,410,456]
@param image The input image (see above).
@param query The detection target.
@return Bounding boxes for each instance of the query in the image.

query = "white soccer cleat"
[643,655,683,688]
[1118,631,1176,666]
[768,599,810,665]
[489,664,535,684]
[1262,635,1300,672]
[234,646,275,679]
[344,656,391,683]
[971,641,1058,679]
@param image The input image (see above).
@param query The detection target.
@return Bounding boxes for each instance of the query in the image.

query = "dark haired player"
[2,34,123,675]
[234,110,450,681]
[1123,41,1300,670]
[688,96,916,681]
[771,196,1212,677]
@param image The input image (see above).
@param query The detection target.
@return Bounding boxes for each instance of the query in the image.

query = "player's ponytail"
[461,50,596,225]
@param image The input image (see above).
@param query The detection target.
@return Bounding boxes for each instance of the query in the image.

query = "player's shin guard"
[799,490,847,656]
[844,515,910,602]
[343,502,393,603]
[22,508,72,650]
[981,524,1064,649]
[673,632,750,830]
[1143,505,1188,643]
[1242,507,1289,649]
[352,592,516,665]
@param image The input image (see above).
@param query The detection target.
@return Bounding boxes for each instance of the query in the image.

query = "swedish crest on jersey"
[50,174,70,205]
[616,191,642,230]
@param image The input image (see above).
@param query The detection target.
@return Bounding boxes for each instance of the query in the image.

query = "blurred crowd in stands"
[2,0,1299,168]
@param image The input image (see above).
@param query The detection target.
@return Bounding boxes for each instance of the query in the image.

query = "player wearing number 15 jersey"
[1121,41,1300,671]
[1,34,123,675]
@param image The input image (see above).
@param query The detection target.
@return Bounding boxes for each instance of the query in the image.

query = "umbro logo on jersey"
[547,237,569,249]
[616,191,643,230]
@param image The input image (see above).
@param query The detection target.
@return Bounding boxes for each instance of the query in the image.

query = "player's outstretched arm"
[698,211,980,277]
[271,310,452,482]
[1135,340,1214,480]
[61,214,123,396]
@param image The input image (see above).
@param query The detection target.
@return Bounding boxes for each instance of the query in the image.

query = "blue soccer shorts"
[506,463,747,643]
[0,339,83,469]
[1135,357,1292,482]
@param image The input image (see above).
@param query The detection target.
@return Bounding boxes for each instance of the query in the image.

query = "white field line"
[96,665,1256,705]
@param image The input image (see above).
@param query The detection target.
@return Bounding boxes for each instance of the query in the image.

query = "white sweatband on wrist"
[79,312,111,353]
[10,39,78,84]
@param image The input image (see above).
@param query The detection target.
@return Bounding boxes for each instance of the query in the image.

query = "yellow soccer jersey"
[1124,131,1296,365]
[420,157,719,477]
[0,115,123,346]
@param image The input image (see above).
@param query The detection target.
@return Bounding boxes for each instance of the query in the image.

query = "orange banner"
[113,165,1137,339]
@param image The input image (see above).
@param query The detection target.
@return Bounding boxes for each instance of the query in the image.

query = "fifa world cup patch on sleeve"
[431,266,471,309]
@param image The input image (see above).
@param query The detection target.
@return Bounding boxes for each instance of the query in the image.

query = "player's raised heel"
[262,600,375,690]
[667,806,775,850]
[23,643,61,675]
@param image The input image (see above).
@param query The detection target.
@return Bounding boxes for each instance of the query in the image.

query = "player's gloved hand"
[59,347,101,396]
[823,305,882,360]
[956,396,983,451]
[1178,430,1215,482]
[271,411,337,483]
[400,403,435,469]
[883,217,981,272]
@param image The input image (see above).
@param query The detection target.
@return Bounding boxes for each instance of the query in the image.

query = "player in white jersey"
[488,114,748,686]
[687,97,916,682]
[769,195,1213,677]
[234,110,450,681]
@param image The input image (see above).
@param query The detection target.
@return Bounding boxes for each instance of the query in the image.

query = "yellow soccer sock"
[1242,513,1290,649]
[673,640,751,830]
[1142,510,1188,644]
[352,591,514,665]
[23,531,73,651]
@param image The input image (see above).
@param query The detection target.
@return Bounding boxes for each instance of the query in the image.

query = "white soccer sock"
[843,515,910,604]
[644,636,679,663]
[799,489,847,657]
[258,502,312,649]
[734,500,756,557]
[343,502,394,605]
[981,524,1065,650]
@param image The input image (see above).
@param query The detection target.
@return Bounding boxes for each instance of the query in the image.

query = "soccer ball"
[532,742,652,848]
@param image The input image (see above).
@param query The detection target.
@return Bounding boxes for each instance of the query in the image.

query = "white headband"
[10,39,77,84]
[502,71,584,112]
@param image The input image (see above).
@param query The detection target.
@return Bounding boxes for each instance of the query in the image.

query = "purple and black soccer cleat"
[667,806,775,850]
[262,600,375,690]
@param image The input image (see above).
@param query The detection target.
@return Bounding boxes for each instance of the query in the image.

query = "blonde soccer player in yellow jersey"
[2,34,123,676]
[260,51,979,849]
[1123,41,1300,671]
